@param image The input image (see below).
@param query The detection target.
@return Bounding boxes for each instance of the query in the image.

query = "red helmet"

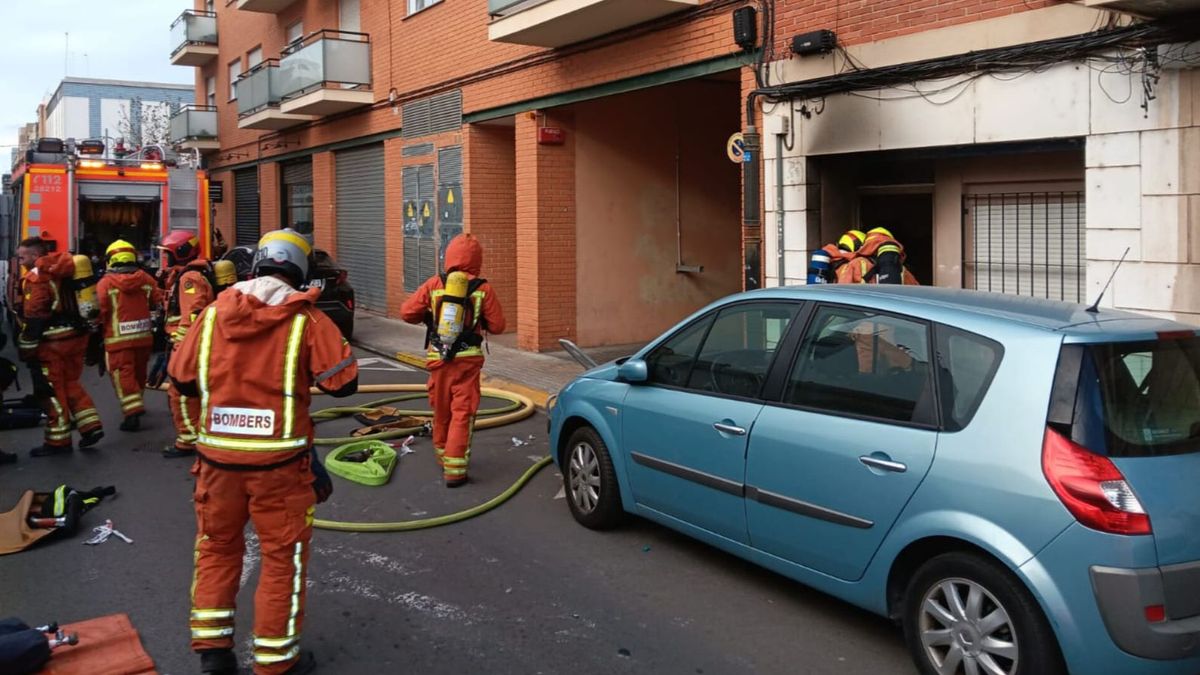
[158,230,200,263]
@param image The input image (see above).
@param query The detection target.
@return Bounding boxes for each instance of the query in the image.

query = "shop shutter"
[335,143,386,311]
[437,146,463,272]
[234,168,259,246]
[282,159,312,186]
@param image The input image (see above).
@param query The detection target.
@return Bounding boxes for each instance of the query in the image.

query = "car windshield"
[1086,336,1200,457]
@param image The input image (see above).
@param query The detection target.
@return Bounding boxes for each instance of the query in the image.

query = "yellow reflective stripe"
[444,467,467,476]
[191,608,235,621]
[49,280,60,312]
[109,289,121,338]
[197,308,217,432]
[255,645,300,664]
[198,434,309,451]
[192,626,234,639]
[108,353,123,400]
[54,486,65,516]
[282,314,307,438]
[254,635,299,649]
[104,333,152,345]
[442,457,468,467]
[288,541,303,637]
[179,394,197,436]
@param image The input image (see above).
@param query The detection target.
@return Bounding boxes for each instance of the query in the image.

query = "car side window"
[685,303,799,398]
[645,316,712,388]
[786,306,935,425]
[935,325,1004,432]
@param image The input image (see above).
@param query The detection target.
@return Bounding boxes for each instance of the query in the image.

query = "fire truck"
[3,137,214,320]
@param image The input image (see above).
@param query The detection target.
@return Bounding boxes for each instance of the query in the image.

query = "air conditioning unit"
[1084,0,1200,17]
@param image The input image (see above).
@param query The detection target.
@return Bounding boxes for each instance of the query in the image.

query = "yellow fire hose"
[307,383,553,532]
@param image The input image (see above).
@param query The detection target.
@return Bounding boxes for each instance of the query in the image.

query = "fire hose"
[307,383,552,533]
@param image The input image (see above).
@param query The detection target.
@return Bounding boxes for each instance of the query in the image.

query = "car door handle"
[713,422,747,436]
[859,455,907,473]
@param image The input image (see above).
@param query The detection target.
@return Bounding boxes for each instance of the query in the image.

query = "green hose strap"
[313,455,554,532]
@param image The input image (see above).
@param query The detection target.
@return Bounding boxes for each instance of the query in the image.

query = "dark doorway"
[858,191,933,286]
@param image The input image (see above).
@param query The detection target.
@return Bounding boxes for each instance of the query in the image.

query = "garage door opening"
[568,71,743,347]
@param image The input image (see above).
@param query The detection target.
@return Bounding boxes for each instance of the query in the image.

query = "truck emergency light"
[77,140,105,155]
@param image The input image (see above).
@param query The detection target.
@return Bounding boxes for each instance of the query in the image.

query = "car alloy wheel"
[568,441,601,515]
[919,577,1017,675]
[562,426,623,530]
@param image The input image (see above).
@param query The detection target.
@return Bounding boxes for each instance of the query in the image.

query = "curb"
[351,338,554,410]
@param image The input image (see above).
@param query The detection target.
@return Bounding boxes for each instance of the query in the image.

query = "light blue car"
[548,285,1200,675]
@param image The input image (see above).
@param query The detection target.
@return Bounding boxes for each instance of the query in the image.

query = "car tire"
[563,426,624,530]
[903,552,1065,675]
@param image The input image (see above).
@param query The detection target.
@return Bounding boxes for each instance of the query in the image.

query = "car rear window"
[935,326,1003,432]
[1052,336,1200,457]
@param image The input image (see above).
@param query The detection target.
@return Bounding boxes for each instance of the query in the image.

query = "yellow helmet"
[105,239,137,266]
[838,229,866,252]
[867,226,894,240]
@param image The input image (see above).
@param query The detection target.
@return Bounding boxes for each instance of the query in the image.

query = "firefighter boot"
[199,647,238,675]
[119,414,142,432]
[30,444,72,457]
[162,445,195,459]
[282,650,317,675]
[79,428,104,449]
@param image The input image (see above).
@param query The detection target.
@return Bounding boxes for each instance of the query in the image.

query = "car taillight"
[1042,427,1151,535]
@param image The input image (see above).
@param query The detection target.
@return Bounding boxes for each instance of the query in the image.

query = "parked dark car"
[220,245,355,340]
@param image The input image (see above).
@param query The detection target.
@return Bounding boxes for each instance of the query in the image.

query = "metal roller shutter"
[282,159,312,186]
[402,163,438,292]
[437,146,463,273]
[234,168,260,246]
[335,144,386,311]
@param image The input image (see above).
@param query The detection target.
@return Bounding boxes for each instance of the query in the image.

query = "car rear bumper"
[1091,562,1200,660]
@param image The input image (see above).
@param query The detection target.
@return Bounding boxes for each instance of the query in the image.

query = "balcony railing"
[169,105,219,150]
[278,30,373,116]
[236,60,318,129]
[169,10,218,66]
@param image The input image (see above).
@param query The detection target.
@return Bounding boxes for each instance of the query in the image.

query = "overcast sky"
[0,0,193,152]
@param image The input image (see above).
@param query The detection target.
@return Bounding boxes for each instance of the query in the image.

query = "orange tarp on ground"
[36,613,156,675]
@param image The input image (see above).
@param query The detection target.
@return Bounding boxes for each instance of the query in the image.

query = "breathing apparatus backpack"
[167,260,232,317]
[426,271,487,362]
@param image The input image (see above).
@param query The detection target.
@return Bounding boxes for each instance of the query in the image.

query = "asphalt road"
[0,347,914,675]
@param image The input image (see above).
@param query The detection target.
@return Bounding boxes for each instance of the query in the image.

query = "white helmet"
[252,228,311,287]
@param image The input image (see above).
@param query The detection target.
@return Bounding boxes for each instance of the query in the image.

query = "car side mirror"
[618,359,648,384]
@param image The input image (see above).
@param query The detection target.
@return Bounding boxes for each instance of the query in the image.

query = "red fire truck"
[4,137,215,318]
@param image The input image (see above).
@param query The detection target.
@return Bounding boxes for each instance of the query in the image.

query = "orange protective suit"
[164,261,215,453]
[836,232,920,285]
[400,234,506,484]
[168,275,357,674]
[97,267,162,418]
[18,252,102,448]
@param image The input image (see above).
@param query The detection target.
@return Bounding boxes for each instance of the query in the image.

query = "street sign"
[726,132,746,163]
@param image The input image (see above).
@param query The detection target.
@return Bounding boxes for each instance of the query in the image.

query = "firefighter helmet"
[105,239,137,266]
[252,229,311,287]
[158,230,200,264]
[838,230,866,253]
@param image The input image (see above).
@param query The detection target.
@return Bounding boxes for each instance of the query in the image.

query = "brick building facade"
[172,0,1199,352]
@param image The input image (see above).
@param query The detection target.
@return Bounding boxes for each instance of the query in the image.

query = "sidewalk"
[351,312,644,406]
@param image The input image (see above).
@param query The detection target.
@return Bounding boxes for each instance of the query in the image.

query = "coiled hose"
[308,383,553,532]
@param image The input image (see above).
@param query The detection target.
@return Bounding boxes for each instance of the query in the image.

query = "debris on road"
[83,520,133,546]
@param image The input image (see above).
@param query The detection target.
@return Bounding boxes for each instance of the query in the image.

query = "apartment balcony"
[235,0,299,13]
[487,0,699,48]
[169,10,218,66]
[278,30,373,116]
[169,105,220,152]
[237,60,319,130]
[1083,0,1200,15]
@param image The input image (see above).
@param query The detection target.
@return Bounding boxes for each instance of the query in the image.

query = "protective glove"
[146,351,169,389]
[309,448,334,504]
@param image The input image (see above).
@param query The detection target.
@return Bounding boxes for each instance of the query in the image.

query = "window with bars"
[963,189,1086,303]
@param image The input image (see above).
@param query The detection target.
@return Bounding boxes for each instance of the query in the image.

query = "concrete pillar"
[384,138,406,318]
[515,109,576,351]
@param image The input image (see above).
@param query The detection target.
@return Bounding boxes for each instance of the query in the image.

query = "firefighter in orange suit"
[835,227,920,285]
[98,239,163,432]
[169,229,357,675]
[400,233,506,487]
[159,230,216,458]
[16,236,104,455]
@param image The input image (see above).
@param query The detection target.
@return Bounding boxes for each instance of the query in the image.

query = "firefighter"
[807,229,866,284]
[158,230,216,458]
[97,239,163,432]
[15,236,104,456]
[835,227,920,285]
[168,228,356,675]
[400,233,506,487]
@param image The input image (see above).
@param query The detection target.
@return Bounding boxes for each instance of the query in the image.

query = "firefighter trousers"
[168,379,201,451]
[37,336,101,448]
[428,357,483,481]
[189,456,316,674]
[105,346,150,418]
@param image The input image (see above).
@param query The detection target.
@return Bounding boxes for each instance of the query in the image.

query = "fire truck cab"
[3,137,214,319]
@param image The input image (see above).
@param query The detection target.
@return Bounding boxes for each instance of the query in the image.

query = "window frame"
[227,58,242,102]
[205,75,217,107]
[246,46,263,69]
[279,163,314,235]
[286,21,304,46]
[637,299,807,405]
[406,0,443,16]
[770,302,943,431]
